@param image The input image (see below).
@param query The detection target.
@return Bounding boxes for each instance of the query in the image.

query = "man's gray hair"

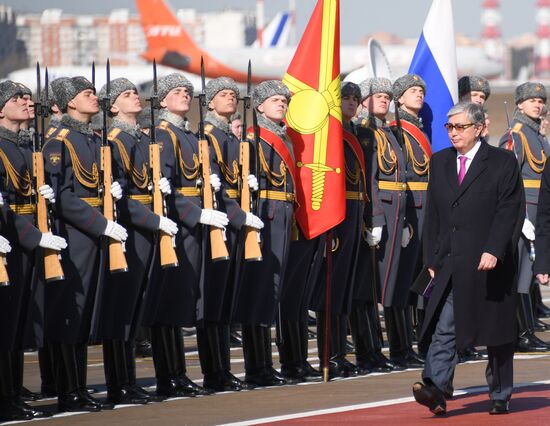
[447,102,485,125]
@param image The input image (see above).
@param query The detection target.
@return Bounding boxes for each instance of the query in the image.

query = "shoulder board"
[158,120,170,130]
[46,127,56,139]
[107,128,121,140]
[512,123,523,133]
[204,123,214,135]
[55,128,70,141]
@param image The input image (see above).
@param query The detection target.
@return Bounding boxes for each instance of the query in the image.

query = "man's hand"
[536,274,550,285]
[522,218,535,241]
[428,267,435,279]
[366,226,383,247]
[478,252,497,271]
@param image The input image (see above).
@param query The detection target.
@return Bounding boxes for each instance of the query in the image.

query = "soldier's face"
[113,89,142,115]
[468,91,486,106]
[209,90,237,116]
[518,97,545,121]
[231,119,243,139]
[258,95,288,123]
[398,86,424,114]
[0,96,29,122]
[447,111,482,154]
[22,94,35,120]
[365,93,391,117]
[341,95,359,120]
[71,89,99,115]
[161,87,191,115]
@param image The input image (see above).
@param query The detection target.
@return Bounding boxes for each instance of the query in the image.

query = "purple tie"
[458,155,468,185]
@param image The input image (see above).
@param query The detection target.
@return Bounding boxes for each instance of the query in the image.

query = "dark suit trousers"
[422,289,514,401]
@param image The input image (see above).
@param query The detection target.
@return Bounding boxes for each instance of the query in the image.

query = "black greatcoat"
[95,127,160,340]
[421,142,523,350]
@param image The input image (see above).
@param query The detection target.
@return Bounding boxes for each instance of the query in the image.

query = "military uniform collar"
[0,126,20,145]
[111,118,142,139]
[60,114,94,136]
[49,115,61,129]
[398,109,423,129]
[205,111,232,135]
[18,128,34,146]
[158,109,190,132]
[513,108,541,134]
[257,114,287,138]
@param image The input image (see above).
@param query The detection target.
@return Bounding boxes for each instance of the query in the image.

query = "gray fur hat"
[98,77,137,106]
[54,76,95,112]
[16,83,32,97]
[458,75,490,100]
[137,105,152,129]
[157,73,194,102]
[515,82,547,104]
[206,77,239,105]
[359,77,393,101]
[392,74,426,101]
[0,80,23,110]
[230,111,241,121]
[49,77,71,110]
[252,80,291,109]
[341,81,361,102]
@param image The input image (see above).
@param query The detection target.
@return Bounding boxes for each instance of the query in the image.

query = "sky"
[4,0,536,44]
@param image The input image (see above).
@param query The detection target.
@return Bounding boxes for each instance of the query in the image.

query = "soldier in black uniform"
[144,73,225,397]
[0,81,66,421]
[383,74,430,369]
[199,77,263,392]
[234,80,294,387]
[43,76,128,412]
[351,77,398,373]
[96,78,179,404]
[499,82,550,352]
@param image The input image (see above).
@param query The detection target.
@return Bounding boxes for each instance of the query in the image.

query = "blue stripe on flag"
[409,33,454,152]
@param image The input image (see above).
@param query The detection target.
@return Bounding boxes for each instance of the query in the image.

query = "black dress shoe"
[14,398,53,418]
[390,354,424,369]
[369,352,397,372]
[355,359,374,375]
[156,379,192,398]
[229,331,243,347]
[224,371,254,390]
[244,369,287,387]
[489,399,509,414]
[20,386,41,401]
[107,385,151,405]
[135,340,153,358]
[534,318,550,332]
[58,391,102,413]
[0,398,33,421]
[516,333,550,352]
[536,301,550,318]
[338,357,359,376]
[40,385,57,398]
[412,382,446,415]
[80,390,115,410]
[177,375,211,396]
[203,372,238,392]
[129,384,165,402]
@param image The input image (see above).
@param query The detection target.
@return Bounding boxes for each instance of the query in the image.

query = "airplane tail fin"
[253,12,291,48]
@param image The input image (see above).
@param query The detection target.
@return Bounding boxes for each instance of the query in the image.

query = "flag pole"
[323,230,333,382]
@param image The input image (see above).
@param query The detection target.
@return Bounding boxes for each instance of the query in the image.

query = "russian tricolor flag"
[408,0,458,152]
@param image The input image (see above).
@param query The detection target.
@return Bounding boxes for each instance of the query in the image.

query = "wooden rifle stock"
[239,142,262,261]
[199,139,229,261]
[101,146,128,273]
[150,143,179,268]
[33,151,64,282]
[0,253,8,286]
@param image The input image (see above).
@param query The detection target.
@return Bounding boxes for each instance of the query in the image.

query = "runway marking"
[219,379,550,426]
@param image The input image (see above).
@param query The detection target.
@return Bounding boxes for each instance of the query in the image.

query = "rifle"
[148,59,179,268]
[198,57,229,261]
[240,60,262,261]
[100,59,128,273]
[393,102,405,148]
[34,63,64,282]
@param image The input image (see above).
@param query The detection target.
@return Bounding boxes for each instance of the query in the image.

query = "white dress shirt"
[456,140,482,175]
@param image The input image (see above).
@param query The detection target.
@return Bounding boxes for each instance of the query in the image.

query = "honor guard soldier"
[499,82,550,352]
[351,77,398,373]
[384,74,430,369]
[145,73,221,398]
[0,81,66,421]
[199,77,263,392]
[44,77,70,140]
[96,78,178,404]
[234,80,294,387]
[458,75,491,140]
[42,76,127,412]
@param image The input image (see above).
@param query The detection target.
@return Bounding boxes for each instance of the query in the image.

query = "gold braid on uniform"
[206,127,239,185]
[515,130,547,173]
[346,157,361,185]
[57,132,99,188]
[258,142,286,188]
[160,123,200,180]
[374,129,397,175]
[403,132,429,176]
[109,135,149,189]
[0,148,32,196]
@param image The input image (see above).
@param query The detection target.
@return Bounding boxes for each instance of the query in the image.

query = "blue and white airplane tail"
[253,11,291,48]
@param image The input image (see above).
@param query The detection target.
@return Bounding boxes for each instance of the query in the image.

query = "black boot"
[76,342,113,410]
[151,326,181,398]
[532,282,550,318]
[349,302,374,375]
[279,320,311,382]
[365,303,394,372]
[516,293,550,352]
[336,315,359,376]
[125,340,162,402]
[172,326,210,396]
[262,326,286,386]
[242,324,264,387]
[219,324,252,390]
[198,323,232,392]
[0,351,33,422]
[135,326,153,358]
[39,341,57,397]
[387,307,424,369]
[298,320,322,381]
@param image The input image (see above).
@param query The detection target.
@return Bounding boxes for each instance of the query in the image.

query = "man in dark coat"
[413,102,523,416]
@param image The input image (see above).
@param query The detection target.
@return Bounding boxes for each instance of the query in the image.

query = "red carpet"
[263,384,550,425]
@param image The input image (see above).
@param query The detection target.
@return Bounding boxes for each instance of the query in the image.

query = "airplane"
[252,11,292,48]
[136,0,504,84]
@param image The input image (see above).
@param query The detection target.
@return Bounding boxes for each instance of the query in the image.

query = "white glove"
[210,173,221,193]
[103,220,128,242]
[0,192,3,207]
[366,226,383,247]
[401,226,411,248]
[247,174,259,192]
[110,181,122,202]
[199,209,229,228]
[159,177,171,195]
[522,218,535,241]
[39,184,56,204]
[245,212,264,230]
[38,232,67,251]
[0,236,11,254]
[158,216,178,236]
